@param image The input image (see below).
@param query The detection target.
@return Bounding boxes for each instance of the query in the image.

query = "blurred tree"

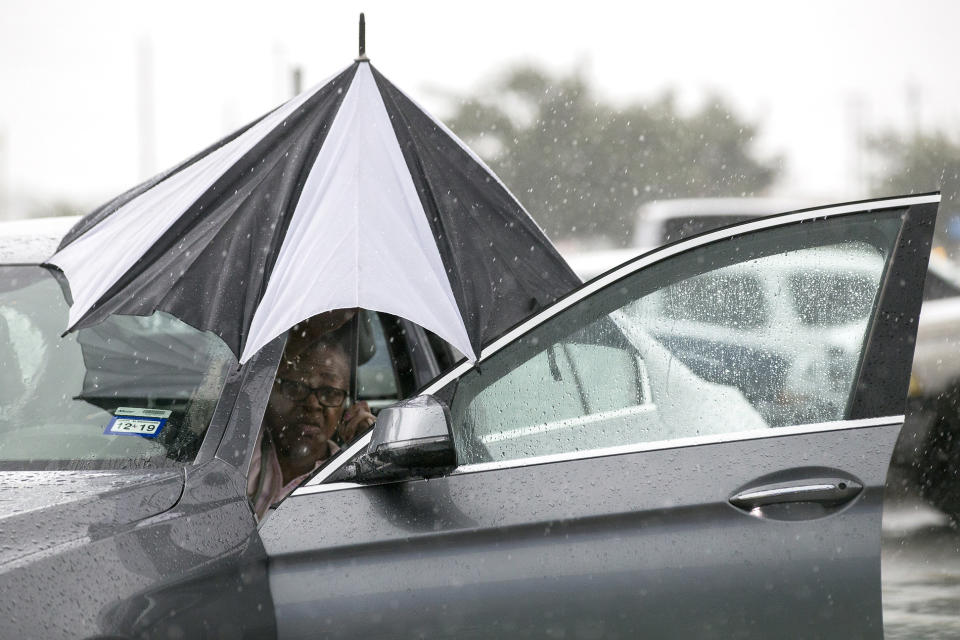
[868,130,960,194]
[26,199,87,219]
[867,130,960,251]
[443,65,780,245]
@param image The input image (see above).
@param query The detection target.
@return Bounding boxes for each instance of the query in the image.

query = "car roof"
[637,197,816,222]
[0,216,78,263]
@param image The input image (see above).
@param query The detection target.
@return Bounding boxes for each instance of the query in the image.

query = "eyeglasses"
[275,379,348,408]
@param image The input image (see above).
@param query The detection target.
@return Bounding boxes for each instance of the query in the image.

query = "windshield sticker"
[104,407,172,438]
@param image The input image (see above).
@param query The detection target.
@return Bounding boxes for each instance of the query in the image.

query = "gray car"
[0,193,939,638]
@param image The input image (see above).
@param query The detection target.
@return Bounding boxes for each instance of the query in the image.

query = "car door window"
[356,311,401,409]
[449,212,902,466]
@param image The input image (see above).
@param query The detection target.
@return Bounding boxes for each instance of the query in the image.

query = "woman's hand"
[338,400,375,444]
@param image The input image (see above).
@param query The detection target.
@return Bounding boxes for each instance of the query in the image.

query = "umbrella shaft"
[359,13,365,57]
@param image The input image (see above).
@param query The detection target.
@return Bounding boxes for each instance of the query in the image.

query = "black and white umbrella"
[46,40,579,364]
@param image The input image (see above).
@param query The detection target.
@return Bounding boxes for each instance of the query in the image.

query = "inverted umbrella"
[45,31,580,364]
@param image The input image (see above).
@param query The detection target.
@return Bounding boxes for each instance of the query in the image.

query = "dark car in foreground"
[0,194,939,638]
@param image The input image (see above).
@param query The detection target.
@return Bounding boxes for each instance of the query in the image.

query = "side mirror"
[337,395,457,483]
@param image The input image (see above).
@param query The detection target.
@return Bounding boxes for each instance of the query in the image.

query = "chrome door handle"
[729,478,862,510]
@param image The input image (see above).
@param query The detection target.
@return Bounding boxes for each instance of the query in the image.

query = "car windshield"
[0,266,235,470]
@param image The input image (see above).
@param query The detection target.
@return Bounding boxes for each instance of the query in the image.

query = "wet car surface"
[0,194,948,638]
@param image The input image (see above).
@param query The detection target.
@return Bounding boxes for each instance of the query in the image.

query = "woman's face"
[264,340,349,462]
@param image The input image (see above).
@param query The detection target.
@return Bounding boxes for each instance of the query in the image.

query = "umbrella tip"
[355,13,369,62]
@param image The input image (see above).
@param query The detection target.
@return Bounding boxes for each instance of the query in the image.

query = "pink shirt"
[247,429,339,520]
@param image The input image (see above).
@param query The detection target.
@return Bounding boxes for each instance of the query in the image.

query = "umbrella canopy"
[46,59,580,364]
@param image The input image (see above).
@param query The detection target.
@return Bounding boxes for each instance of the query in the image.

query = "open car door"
[262,194,938,639]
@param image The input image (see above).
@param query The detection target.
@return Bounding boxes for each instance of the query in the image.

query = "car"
[632,196,814,250]
[897,253,960,512]
[0,193,939,638]
[564,198,810,281]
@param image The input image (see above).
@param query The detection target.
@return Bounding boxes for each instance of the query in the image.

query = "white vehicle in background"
[633,197,812,251]
[567,197,813,280]
[631,246,884,428]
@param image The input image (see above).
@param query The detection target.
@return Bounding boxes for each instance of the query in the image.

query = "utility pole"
[291,66,303,98]
[137,37,157,179]
[846,94,866,196]
[0,128,7,220]
[906,81,922,137]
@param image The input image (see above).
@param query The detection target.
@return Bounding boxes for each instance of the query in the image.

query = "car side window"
[449,213,902,466]
[356,312,401,410]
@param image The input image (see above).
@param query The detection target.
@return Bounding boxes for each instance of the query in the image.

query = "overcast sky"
[1,0,958,217]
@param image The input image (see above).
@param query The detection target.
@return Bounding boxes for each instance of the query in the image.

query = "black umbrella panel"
[46,60,580,364]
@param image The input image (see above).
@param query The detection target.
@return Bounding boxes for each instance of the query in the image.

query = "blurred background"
[2,0,960,255]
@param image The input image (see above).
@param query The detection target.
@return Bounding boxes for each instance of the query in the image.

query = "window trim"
[293,415,905,496]
[452,415,904,475]
[295,193,939,493]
